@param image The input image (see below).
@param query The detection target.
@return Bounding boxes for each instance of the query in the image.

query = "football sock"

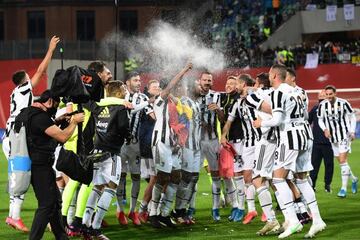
[257,186,276,221]
[82,188,102,227]
[75,184,93,219]
[92,188,115,230]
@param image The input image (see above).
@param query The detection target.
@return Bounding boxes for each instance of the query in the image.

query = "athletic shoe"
[172,209,187,224]
[11,218,29,233]
[128,211,141,226]
[158,215,176,228]
[325,185,332,193]
[278,222,303,239]
[89,228,110,240]
[116,211,128,225]
[139,211,149,223]
[233,209,244,222]
[276,220,289,235]
[256,219,281,236]
[304,220,326,239]
[243,210,258,224]
[66,224,81,237]
[337,189,347,198]
[261,212,267,222]
[149,215,162,228]
[228,208,238,221]
[5,217,15,228]
[212,209,220,222]
[352,177,358,194]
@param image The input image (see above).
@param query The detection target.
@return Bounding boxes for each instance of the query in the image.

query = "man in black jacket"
[309,90,334,193]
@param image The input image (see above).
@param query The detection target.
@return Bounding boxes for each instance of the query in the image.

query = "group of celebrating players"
[3,36,358,240]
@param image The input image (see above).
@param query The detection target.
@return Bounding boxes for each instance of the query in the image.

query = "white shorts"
[2,137,9,160]
[120,142,141,174]
[152,141,181,173]
[53,146,63,179]
[253,138,277,179]
[273,143,298,172]
[93,153,121,186]
[331,138,352,157]
[200,139,220,172]
[140,158,156,179]
[296,139,314,173]
[182,148,201,173]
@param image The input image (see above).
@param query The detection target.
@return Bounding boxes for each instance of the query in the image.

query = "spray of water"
[99,19,228,79]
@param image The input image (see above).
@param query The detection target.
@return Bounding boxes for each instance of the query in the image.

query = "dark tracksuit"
[308,103,334,188]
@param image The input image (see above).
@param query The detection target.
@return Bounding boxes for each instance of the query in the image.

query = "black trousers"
[29,165,68,240]
[310,144,334,188]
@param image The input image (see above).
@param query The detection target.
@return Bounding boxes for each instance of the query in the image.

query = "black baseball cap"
[35,90,60,103]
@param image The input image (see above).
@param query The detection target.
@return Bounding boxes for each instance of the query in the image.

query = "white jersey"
[294,86,313,140]
[196,90,221,140]
[5,81,33,136]
[228,97,260,147]
[125,92,152,141]
[317,97,355,143]
[151,95,174,147]
[180,96,201,151]
[271,83,307,150]
[246,87,275,141]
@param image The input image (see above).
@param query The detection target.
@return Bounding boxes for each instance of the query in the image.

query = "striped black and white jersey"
[228,97,261,147]
[5,81,33,136]
[195,90,222,140]
[317,97,356,143]
[125,92,152,142]
[180,96,201,150]
[271,83,307,150]
[294,86,313,140]
[220,92,243,142]
[151,95,174,147]
[246,87,276,141]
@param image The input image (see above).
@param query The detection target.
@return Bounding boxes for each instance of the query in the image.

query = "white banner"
[326,5,337,22]
[344,4,355,20]
[304,53,319,69]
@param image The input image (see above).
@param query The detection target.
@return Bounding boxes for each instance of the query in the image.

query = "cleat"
[212,209,220,222]
[5,217,15,228]
[304,220,326,238]
[337,189,347,198]
[276,221,289,235]
[278,222,303,239]
[89,228,110,240]
[149,215,162,228]
[66,224,81,237]
[116,211,128,225]
[139,211,149,224]
[158,215,176,228]
[352,177,358,194]
[256,219,281,236]
[128,211,141,226]
[172,209,187,224]
[243,210,258,224]
[11,218,29,233]
[261,212,267,222]
[228,208,238,221]
[233,209,244,222]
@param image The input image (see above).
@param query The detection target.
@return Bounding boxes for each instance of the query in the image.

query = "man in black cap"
[22,90,84,240]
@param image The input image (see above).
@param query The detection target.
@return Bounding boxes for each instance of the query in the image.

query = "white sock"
[12,194,25,220]
[116,176,126,212]
[175,179,190,210]
[130,178,140,212]
[149,184,163,216]
[9,195,14,218]
[83,188,102,227]
[257,186,276,221]
[67,188,79,225]
[92,188,115,229]
[296,178,323,224]
[273,178,299,225]
[340,163,350,190]
[189,183,197,209]
[275,190,288,222]
[212,177,221,209]
[349,164,357,181]
[245,183,256,212]
[160,183,178,217]
[224,178,238,208]
[139,200,148,213]
[234,176,245,210]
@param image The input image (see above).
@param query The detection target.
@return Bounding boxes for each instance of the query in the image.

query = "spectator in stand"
[309,90,334,193]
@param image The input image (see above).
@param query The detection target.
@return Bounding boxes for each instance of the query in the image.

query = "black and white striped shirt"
[294,86,313,140]
[5,81,33,136]
[180,96,201,150]
[126,92,152,142]
[318,97,356,143]
[151,95,174,147]
[271,83,307,150]
[196,90,221,140]
[246,87,276,141]
[229,98,261,147]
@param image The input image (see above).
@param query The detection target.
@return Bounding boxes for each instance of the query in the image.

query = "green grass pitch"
[0,141,359,240]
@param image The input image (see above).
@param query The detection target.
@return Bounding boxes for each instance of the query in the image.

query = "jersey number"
[290,96,304,119]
